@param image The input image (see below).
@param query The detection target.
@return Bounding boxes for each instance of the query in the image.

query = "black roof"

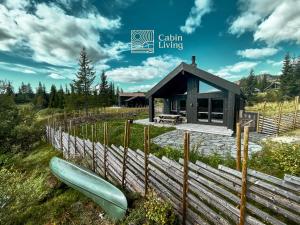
[146,62,241,98]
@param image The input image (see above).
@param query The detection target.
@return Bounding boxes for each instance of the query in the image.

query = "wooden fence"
[257,111,300,135]
[46,124,300,225]
[257,97,300,135]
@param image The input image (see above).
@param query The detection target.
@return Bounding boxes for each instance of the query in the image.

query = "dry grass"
[246,99,299,116]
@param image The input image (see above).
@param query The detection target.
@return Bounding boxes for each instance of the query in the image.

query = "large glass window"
[211,99,223,123]
[197,99,209,122]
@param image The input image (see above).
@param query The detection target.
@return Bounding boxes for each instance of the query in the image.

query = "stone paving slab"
[152,130,268,158]
[134,118,234,136]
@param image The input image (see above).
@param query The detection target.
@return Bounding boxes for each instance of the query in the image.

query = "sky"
[0,0,300,92]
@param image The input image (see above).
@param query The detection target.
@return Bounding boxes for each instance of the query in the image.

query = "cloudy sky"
[0,0,300,92]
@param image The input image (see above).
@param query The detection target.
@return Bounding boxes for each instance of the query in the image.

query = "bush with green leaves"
[0,94,43,152]
[0,95,20,152]
[250,141,300,177]
[144,190,177,225]
[0,168,49,225]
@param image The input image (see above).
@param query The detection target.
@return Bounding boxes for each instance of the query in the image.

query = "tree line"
[0,48,123,113]
[240,53,300,102]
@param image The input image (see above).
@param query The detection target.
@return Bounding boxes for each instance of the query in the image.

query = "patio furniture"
[158,114,181,125]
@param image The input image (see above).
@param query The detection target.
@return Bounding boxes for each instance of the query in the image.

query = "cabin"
[146,56,245,131]
[118,92,148,107]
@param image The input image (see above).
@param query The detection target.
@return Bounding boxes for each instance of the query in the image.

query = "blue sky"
[0,0,300,92]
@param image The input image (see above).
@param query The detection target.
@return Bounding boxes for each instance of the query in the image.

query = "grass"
[0,143,113,225]
[0,142,180,225]
[246,99,298,116]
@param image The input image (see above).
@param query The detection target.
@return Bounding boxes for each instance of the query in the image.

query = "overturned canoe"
[50,157,127,221]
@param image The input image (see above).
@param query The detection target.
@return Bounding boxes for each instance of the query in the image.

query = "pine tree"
[49,85,58,108]
[73,47,95,114]
[6,82,14,96]
[241,69,257,99]
[57,86,65,109]
[34,82,48,108]
[100,71,108,94]
[280,53,294,97]
[292,56,300,96]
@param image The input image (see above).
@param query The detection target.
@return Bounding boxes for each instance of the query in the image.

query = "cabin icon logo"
[131,30,154,53]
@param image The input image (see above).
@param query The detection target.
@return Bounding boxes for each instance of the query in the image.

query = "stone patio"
[134,118,234,136]
[152,129,268,158]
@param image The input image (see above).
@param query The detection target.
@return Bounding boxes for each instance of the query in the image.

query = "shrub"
[144,190,177,225]
[250,142,300,177]
[0,95,20,152]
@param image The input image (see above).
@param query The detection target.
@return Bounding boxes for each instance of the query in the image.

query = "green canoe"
[50,157,127,221]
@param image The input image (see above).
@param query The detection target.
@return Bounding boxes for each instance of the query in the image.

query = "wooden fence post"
[277,103,283,135]
[104,122,108,179]
[82,125,86,157]
[122,120,130,188]
[260,101,266,133]
[144,126,150,196]
[73,126,77,155]
[239,126,249,225]
[67,124,70,159]
[293,96,299,129]
[182,131,190,225]
[47,118,50,143]
[92,124,95,172]
[236,122,241,171]
[256,112,260,133]
[60,126,63,151]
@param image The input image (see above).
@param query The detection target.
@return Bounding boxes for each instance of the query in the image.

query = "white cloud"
[106,55,182,83]
[48,73,66,80]
[0,1,126,66]
[229,0,300,45]
[180,0,212,34]
[254,1,300,45]
[126,84,155,92]
[237,47,279,59]
[267,59,283,67]
[211,61,259,78]
[0,61,37,74]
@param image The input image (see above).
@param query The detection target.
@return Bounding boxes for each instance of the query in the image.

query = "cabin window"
[211,99,223,123]
[197,99,209,122]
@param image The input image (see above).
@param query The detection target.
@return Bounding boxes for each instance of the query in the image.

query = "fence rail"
[257,111,300,135]
[46,125,300,225]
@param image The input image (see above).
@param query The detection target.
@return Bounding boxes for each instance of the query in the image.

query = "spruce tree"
[280,53,293,97]
[73,47,95,114]
[49,85,58,108]
[100,70,108,94]
[34,82,48,108]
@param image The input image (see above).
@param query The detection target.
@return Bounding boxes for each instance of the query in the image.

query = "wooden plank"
[194,161,300,223]
[179,161,287,225]
[219,165,300,204]
[284,174,300,186]
[248,169,300,193]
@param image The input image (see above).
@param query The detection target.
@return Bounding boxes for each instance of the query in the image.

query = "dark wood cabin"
[118,92,148,107]
[146,56,245,131]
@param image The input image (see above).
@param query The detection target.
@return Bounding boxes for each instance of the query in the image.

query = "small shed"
[146,56,244,131]
[118,92,148,107]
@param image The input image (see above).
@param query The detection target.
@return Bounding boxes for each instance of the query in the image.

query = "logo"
[131,30,154,53]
